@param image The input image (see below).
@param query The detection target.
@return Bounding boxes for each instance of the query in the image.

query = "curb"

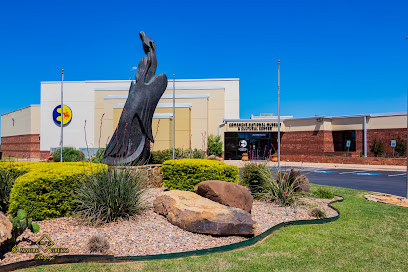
[0,197,344,271]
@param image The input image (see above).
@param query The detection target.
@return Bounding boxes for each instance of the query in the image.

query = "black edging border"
[1,197,344,272]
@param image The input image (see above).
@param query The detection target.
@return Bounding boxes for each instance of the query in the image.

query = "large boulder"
[194,180,253,213]
[0,212,12,244]
[277,168,310,192]
[154,190,255,236]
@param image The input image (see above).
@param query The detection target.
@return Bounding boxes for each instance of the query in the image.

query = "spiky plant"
[75,167,146,225]
[256,169,300,206]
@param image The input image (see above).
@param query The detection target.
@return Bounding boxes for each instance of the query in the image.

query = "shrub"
[87,235,110,253]
[162,159,239,191]
[0,164,29,213]
[240,162,268,194]
[326,154,335,157]
[8,162,105,220]
[149,148,206,164]
[91,148,106,163]
[207,135,223,157]
[369,138,384,157]
[313,188,335,199]
[309,208,326,218]
[52,147,85,162]
[395,136,406,157]
[257,169,300,206]
[75,167,146,225]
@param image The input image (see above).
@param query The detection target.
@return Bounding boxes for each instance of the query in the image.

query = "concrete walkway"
[223,160,407,172]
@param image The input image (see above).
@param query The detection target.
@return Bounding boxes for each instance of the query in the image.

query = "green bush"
[395,136,406,157]
[52,147,85,162]
[91,148,106,163]
[207,135,223,157]
[326,154,335,157]
[369,138,384,157]
[257,169,300,206]
[313,188,335,199]
[309,208,326,218]
[0,164,28,213]
[8,162,105,220]
[76,167,146,225]
[149,148,206,164]
[240,162,268,194]
[162,159,238,191]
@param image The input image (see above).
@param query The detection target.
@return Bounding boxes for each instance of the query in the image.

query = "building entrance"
[224,132,278,160]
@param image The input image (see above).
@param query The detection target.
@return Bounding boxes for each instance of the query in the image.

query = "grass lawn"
[15,184,408,272]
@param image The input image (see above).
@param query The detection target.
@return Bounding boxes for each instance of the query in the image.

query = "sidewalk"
[223,160,407,172]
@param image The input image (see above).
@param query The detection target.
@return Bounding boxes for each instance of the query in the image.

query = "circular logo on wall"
[52,105,72,127]
[239,140,247,148]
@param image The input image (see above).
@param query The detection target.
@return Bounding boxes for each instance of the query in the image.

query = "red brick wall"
[280,128,406,157]
[280,130,334,156]
[281,155,406,166]
[1,134,41,159]
[367,128,407,157]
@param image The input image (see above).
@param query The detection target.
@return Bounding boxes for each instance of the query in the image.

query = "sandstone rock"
[289,168,310,192]
[154,190,255,236]
[0,212,12,244]
[194,180,253,213]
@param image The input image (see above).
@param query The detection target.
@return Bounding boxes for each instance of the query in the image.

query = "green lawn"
[15,184,408,272]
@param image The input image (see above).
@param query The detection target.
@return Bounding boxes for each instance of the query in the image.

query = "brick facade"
[280,130,334,156]
[1,134,41,159]
[280,128,406,157]
[367,128,407,157]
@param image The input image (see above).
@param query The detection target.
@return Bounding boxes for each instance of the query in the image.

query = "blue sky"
[0,0,407,125]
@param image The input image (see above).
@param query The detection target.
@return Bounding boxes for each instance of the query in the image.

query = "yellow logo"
[52,104,72,127]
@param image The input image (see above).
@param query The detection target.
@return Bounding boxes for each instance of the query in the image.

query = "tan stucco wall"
[151,118,172,151]
[1,105,40,137]
[367,115,407,129]
[95,90,129,148]
[113,107,191,150]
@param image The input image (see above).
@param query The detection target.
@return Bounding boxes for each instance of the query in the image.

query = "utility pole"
[173,74,175,160]
[60,69,64,163]
[278,60,281,171]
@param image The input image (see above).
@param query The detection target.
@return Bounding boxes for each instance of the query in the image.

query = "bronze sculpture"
[103,32,168,165]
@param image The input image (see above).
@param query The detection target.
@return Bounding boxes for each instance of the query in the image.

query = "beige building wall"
[367,115,407,129]
[1,105,40,137]
[113,107,191,151]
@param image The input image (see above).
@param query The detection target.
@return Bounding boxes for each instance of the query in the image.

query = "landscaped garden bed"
[0,188,340,266]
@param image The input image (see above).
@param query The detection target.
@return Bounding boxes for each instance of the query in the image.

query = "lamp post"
[60,69,64,163]
[277,60,281,171]
[173,74,175,160]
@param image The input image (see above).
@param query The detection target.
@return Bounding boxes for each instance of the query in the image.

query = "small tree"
[207,135,223,157]
[395,136,406,157]
[369,138,384,157]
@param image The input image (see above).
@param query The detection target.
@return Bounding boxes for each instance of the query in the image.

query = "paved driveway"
[273,166,407,197]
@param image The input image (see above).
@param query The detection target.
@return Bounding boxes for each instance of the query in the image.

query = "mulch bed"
[0,189,340,266]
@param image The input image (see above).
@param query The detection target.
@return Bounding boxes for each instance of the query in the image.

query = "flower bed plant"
[4,162,106,220]
[162,159,238,191]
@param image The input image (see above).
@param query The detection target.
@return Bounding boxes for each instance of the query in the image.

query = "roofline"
[113,103,193,109]
[96,86,224,91]
[104,94,210,100]
[1,105,40,116]
[41,78,239,84]
[226,112,408,122]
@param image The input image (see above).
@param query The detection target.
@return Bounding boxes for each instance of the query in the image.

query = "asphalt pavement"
[273,166,408,198]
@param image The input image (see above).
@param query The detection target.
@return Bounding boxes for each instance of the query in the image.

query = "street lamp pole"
[173,74,175,160]
[278,60,281,171]
[60,69,64,163]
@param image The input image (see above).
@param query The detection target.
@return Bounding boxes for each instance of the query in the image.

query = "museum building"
[1,78,407,160]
